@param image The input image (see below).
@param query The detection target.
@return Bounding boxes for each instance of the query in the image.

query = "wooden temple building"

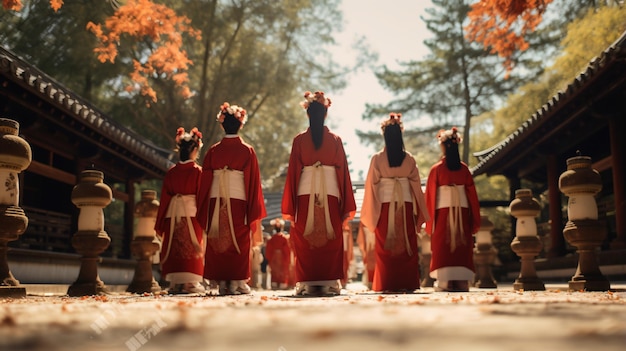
[1,46,174,284]
[471,31,626,280]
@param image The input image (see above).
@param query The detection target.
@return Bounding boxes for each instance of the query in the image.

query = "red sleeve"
[464,165,481,234]
[155,169,173,235]
[335,137,356,220]
[424,163,439,235]
[197,150,214,232]
[281,137,301,221]
[245,146,267,227]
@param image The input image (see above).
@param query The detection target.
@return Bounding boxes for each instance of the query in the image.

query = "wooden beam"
[26,160,76,185]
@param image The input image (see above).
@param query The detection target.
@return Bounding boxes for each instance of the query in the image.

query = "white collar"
[224,134,239,138]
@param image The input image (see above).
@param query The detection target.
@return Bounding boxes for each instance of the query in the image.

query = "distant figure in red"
[265,218,292,290]
[155,127,206,294]
[197,103,267,295]
[357,222,376,289]
[342,221,354,287]
[360,113,429,293]
[281,91,356,296]
[425,127,480,292]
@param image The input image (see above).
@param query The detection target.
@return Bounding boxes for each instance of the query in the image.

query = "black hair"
[443,140,461,171]
[178,139,198,162]
[222,114,242,134]
[383,123,406,167]
[307,101,326,150]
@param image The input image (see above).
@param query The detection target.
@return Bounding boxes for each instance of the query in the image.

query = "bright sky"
[330,0,433,181]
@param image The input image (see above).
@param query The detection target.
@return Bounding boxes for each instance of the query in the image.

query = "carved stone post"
[67,169,112,296]
[509,189,545,291]
[127,189,162,294]
[559,154,610,291]
[0,118,32,298]
[473,215,497,288]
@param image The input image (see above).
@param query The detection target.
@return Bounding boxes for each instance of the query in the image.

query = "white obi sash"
[207,167,246,254]
[297,161,339,240]
[378,177,416,256]
[435,185,467,252]
[162,194,202,264]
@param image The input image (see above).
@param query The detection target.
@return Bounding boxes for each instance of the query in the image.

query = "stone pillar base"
[68,279,109,296]
[513,276,545,291]
[511,236,545,291]
[126,237,161,294]
[127,280,161,294]
[0,286,26,298]
[563,219,610,292]
[474,244,497,289]
[568,276,610,292]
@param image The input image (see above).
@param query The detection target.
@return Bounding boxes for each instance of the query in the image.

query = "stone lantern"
[67,169,112,296]
[509,189,545,291]
[559,153,610,291]
[127,189,162,294]
[0,118,32,298]
[473,215,497,288]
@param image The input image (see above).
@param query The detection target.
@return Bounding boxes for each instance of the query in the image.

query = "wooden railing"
[14,206,73,253]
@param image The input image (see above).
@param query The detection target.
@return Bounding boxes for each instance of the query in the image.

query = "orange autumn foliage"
[2,0,62,11]
[466,0,553,76]
[2,0,22,11]
[86,0,201,102]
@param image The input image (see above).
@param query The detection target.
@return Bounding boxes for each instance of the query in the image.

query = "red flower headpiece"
[381,112,404,133]
[216,102,247,124]
[437,127,462,144]
[300,91,332,110]
[175,127,203,149]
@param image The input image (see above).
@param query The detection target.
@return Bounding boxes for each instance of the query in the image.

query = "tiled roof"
[0,46,173,176]
[471,30,626,176]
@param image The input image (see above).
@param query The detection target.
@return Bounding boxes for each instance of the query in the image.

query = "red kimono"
[281,126,356,282]
[360,150,429,292]
[154,160,204,281]
[265,232,292,285]
[425,159,480,278]
[197,136,267,281]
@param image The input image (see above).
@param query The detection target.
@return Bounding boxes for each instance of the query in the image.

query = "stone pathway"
[0,283,624,351]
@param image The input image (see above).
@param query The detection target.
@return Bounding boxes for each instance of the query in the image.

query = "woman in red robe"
[281,91,356,296]
[360,113,429,293]
[425,127,481,292]
[154,127,206,294]
[265,218,292,290]
[197,103,266,295]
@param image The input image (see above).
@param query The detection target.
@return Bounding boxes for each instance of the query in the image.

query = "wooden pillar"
[508,175,521,237]
[124,179,136,258]
[609,117,626,249]
[546,155,566,257]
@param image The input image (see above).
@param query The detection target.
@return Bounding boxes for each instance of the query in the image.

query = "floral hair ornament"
[216,102,248,125]
[175,127,203,149]
[300,91,332,110]
[437,127,462,144]
[270,218,285,227]
[381,112,404,133]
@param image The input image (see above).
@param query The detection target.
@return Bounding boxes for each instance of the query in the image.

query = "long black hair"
[222,114,242,135]
[383,123,406,167]
[178,139,199,162]
[443,140,461,171]
[307,101,326,150]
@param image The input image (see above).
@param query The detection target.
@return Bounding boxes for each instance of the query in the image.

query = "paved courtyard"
[1,282,625,351]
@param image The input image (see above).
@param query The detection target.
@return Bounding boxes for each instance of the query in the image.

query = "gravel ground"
[0,283,625,351]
